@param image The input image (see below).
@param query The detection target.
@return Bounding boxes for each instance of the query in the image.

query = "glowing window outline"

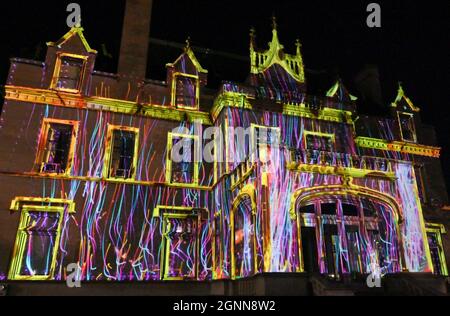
[165,132,200,187]
[397,111,417,143]
[303,131,335,151]
[425,223,448,276]
[161,212,200,281]
[152,206,208,281]
[171,73,200,110]
[35,118,79,176]
[102,124,140,181]
[8,197,76,281]
[250,124,281,162]
[50,53,88,94]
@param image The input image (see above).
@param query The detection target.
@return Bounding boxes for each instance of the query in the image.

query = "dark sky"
[1,0,449,195]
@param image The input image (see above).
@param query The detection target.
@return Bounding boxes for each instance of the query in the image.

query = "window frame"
[102,125,140,181]
[161,212,200,281]
[35,118,79,176]
[51,53,88,94]
[303,131,335,152]
[8,197,76,281]
[397,111,417,143]
[425,223,448,276]
[152,206,206,281]
[171,72,200,110]
[250,124,281,163]
[165,132,200,187]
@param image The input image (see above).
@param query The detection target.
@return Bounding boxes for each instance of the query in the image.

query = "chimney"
[354,64,384,109]
[118,0,153,79]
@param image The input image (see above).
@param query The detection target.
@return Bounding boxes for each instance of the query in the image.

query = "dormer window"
[398,112,416,142]
[52,53,87,93]
[172,73,199,110]
[166,40,207,110]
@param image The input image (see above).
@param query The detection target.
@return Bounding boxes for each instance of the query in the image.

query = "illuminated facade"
[0,22,448,295]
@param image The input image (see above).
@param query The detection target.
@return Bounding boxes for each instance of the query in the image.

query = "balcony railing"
[229,158,255,190]
[290,149,393,173]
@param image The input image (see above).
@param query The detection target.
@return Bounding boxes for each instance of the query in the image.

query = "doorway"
[162,214,198,280]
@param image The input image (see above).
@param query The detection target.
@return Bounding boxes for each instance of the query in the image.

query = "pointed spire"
[166,36,208,74]
[393,81,406,105]
[397,81,404,98]
[391,81,420,112]
[271,15,278,30]
[268,15,281,47]
[295,38,302,56]
[46,26,97,54]
[184,36,191,52]
[326,79,358,102]
[249,27,256,50]
[249,19,305,83]
[75,16,82,28]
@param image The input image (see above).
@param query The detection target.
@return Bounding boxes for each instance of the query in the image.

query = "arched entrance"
[291,185,404,278]
[231,185,257,279]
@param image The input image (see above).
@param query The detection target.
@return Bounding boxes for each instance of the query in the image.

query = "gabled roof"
[250,19,305,83]
[391,83,420,112]
[166,38,208,74]
[46,26,98,54]
[326,80,358,102]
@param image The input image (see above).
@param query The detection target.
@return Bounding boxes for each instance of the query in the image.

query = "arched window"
[298,196,401,278]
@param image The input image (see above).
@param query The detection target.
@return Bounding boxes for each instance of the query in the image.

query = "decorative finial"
[185,37,191,51]
[295,38,301,55]
[398,81,404,94]
[249,27,256,50]
[271,15,277,30]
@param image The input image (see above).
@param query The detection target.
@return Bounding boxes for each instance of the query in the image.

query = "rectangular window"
[104,126,139,180]
[172,73,199,109]
[304,131,335,152]
[398,112,416,142]
[251,125,281,164]
[166,133,199,185]
[254,126,280,146]
[9,205,65,280]
[426,224,448,276]
[36,119,78,175]
[52,54,87,93]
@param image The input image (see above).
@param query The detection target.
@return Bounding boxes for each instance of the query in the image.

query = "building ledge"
[4,85,212,125]
[355,137,441,158]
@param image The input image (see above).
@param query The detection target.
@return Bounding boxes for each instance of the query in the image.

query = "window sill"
[8,275,53,281]
[52,87,82,94]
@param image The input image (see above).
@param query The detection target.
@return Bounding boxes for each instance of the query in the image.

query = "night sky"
[1,0,449,196]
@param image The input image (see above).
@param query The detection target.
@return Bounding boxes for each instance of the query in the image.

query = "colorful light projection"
[297,197,401,276]
[232,196,256,279]
[210,106,431,279]
[2,33,434,282]
[3,89,433,282]
[162,215,198,280]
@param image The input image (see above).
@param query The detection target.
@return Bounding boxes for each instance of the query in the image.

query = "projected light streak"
[396,163,431,272]
[11,73,431,282]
